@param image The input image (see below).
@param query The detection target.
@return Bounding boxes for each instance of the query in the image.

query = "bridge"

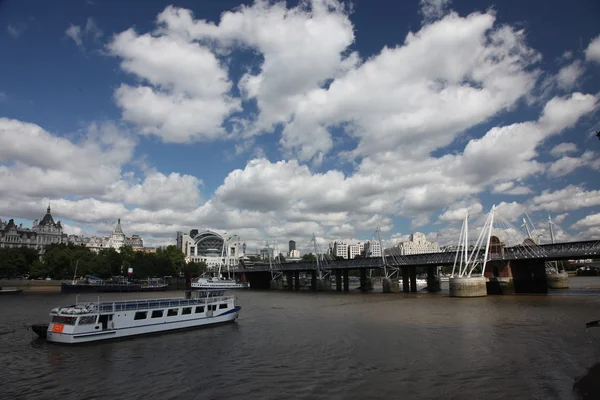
[233,240,600,272]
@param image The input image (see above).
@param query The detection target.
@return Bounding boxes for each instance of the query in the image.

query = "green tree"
[302,253,317,262]
[181,261,207,289]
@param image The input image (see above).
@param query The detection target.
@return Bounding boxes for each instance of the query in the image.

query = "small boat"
[31,290,241,344]
[191,277,250,290]
[0,287,23,295]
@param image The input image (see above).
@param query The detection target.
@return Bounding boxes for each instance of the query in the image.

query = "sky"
[1,0,600,253]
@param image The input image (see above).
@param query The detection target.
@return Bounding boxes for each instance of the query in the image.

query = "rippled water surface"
[3,278,600,400]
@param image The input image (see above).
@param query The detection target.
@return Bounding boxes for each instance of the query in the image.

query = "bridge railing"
[233,240,600,271]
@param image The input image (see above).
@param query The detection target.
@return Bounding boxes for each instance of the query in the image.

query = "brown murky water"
[2,277,600,400]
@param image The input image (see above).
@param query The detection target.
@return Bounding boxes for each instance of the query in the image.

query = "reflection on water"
[1,277,600,399]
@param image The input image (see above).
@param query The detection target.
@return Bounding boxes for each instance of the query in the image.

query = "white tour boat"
[31,290,241,344]
[191,276,249,290]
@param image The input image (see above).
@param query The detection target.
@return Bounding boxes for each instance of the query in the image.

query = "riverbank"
[0,279,188,292]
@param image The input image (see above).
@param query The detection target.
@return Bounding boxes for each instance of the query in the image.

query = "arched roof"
[193,230,225,257]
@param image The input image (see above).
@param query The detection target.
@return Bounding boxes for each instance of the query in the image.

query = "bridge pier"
[286,272,294,291]
[360,269,373,292]
[270,278,284,290]
[449,276,487,297]
[311,270,317,292]
[484,261,514,295]
[547,272,569,289]
[409,267,417,293]
[512,259,548,293]
[343,270,349,292]
[335,270,342,292]
[382,278,400,293]
[402,267,410,292]
[426,266,441,292]
[294,271,300,291]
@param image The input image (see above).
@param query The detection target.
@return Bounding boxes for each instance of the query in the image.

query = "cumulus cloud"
[4,1,600,251]
[585,34,600,64]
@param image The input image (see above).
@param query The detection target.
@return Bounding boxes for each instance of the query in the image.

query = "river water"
[2,277,600,400]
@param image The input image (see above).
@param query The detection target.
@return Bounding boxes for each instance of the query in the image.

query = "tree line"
[0,243,207,280]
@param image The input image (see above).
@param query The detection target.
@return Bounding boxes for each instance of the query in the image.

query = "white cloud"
[585,34,600,64]
[556,60,584,90]
[571,213,600,230]
[420,0,452,22]
[554,213,569,225]
[550,142,578,157]
[492,182,532,195]
[65,17,104,49]
[7,23,27,38]
[529,185,600,213]
[547,150,600,178]
[108,28,241,143]
[438,199,483,222]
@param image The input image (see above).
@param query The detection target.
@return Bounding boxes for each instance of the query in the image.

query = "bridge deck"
[233,240,600,272]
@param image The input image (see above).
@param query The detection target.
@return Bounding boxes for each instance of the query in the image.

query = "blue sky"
[1,0,599,251]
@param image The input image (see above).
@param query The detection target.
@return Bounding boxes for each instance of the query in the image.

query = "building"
[0,205,67,253]
[289,240,296,253]
[348,242,365,259]
[364,240,382,257]
[68,218,144,253]
[289,249,300,258]
[394,232,440,255]
[331,241,349,259]
[176,230,244,271]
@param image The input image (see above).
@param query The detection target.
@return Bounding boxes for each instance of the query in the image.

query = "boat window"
[218,303,228,309]
[134,311,148,320]
[195,306,204,313]
[182,307,192,315]
[78,315,97,325]
[52,316,76,325]
[151,310,164,318]
[210,305,217,311]
[167,308,178,317]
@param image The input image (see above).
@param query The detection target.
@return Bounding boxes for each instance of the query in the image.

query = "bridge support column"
[335,270,342,292]
[426,266,441,292]
[409,267,417,293]
[402,267,410,292]
[382,278,400,293]
[311,270,317,292]
[449,276,487,297]
[360,269,373,292]
[270,278,284,290]
[286,272,294,291]
[317,278,331,291]
[294,271,300,291]
[484,261,514,294]
[547,272,569,289]
[343,270,349,292]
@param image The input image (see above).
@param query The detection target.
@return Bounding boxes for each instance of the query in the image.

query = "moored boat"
[191,276,250,290]
[0,287,23,295]
[31,290,241,344]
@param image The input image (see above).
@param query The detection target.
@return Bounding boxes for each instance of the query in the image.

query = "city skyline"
[1,0,600,253]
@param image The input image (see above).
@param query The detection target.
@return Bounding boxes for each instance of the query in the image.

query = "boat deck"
[56,291,233,315]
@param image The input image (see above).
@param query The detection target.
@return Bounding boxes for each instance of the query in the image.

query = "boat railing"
[87,296,234,314]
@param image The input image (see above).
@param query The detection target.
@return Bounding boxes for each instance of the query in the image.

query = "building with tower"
[0,204,67,253]
[67,218,144,253]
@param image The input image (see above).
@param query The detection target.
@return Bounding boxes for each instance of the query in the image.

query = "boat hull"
[0,287,23,295]
[46,306,241,344]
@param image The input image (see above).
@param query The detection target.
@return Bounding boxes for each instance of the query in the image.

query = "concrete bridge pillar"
[484,261,514,295]
[547,271,569,289]
[402,267,410,292]
[317,277,331,291]
[335,270,342,292]
[449,276,487,297]
[426,266,441,293]
[294,271,300,291]
[359,269,373,292]
[286,272,294,291]
[343,270,349,292]
[382,278,400,293]
[409,266,417,293]
[270,278,284,290]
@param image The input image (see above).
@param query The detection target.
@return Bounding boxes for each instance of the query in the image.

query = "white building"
[348,242,365,259]
[68,219,144,253]
[176,230,244,271]
[289,249,300,258]
[331,241,348,259]
[395,232,440,255]
[364,240,382,257]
